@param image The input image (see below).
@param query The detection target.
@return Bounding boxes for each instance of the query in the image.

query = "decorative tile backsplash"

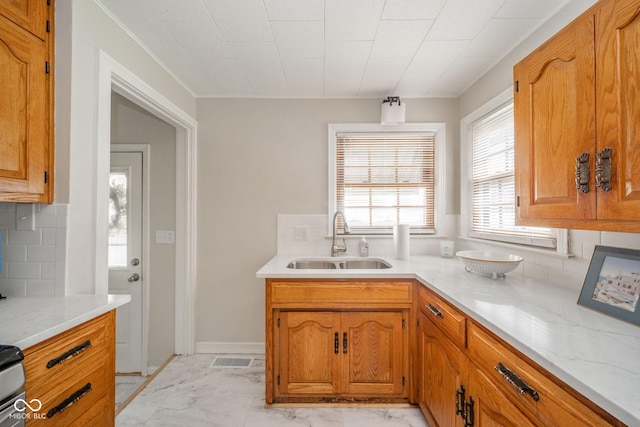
[0,203,68,297]
[276,214,640,291]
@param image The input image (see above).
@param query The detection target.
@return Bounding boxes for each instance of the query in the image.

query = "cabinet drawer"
[467,322,615,427]
[28,363,113,426]
[24,313,110,395]
[270,280,413,305]
[417,285,466,348]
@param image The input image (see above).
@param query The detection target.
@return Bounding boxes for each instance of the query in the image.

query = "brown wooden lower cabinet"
[22,311,116,426]
[266,279,412,404]
[417,285,624,427]
[266,279,624,425]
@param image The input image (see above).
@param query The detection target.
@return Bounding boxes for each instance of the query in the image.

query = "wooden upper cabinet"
[514,0,640,231]
[0,0,48,40]
[596,0,640,220]
[514,13,596,222]
[0,1,53,203]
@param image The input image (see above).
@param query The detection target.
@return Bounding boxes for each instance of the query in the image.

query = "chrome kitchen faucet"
[331,211,350,257]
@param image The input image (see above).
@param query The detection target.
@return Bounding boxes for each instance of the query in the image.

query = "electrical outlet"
[16,204,36,231]
[293,226,309,241]
[155,230,175,244]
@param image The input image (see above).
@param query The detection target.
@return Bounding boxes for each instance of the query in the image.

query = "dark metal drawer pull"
[46,382,92,418]
[334,332,339,355]
[46,340,92,369]
[427,303,444,318]
[495,362,540,401]
[342,332,347,354]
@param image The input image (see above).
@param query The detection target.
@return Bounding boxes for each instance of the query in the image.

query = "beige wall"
[111,93,176,368]
[195,98,458,345]
[56,0,195,294]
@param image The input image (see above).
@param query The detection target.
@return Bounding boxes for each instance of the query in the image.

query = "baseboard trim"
[195,341,265,354]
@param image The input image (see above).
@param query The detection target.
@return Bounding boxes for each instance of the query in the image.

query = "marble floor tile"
[116,354,430,427]
[116,375,147,408]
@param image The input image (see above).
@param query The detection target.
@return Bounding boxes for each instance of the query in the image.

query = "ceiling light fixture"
[381,96,405,125]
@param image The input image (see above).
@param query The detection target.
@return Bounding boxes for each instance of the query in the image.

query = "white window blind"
[470,102,556,247]
[336,133,435,234]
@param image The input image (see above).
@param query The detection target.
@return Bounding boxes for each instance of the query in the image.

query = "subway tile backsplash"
[276,214,640,291]
[0,203,67,297]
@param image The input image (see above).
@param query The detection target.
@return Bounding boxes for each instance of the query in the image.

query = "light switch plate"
[293,226,309,241]
[156,230,175,244]
[16,204,36,231]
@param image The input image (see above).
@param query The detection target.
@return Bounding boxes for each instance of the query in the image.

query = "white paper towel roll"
[393,224,410,260]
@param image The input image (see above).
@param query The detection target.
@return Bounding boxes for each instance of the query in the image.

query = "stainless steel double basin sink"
[286,258,392,270]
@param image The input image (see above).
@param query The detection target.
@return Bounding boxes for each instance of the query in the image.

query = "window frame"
[460,88,568,253]
[328,123,446,236]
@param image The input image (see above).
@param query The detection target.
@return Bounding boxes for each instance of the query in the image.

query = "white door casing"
[96,50,198,357]
[109,151,144,373]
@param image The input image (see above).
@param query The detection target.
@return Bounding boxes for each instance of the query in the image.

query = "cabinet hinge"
[402,376,406,386]
[45,61,50,74]
[417,318,420,327]
[402,319,405,328]
[46,20,50,33]
[515,80,519,93]
[277,375,280,385]
[47,0,51,5]
[277,318,280,328]
[44,171,48,184]
[516,196,520,207]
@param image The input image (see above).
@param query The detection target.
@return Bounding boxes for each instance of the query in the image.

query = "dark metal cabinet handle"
[343,332,347,354]
[334,332,339,354]
[575,152,590,193]
[464,396,475,427]
[46,340,92,369]
[46,383,92,418]
[455,385,466,417]
[595,147,612,192]
[495,362,540,401]
[427,303,444,318]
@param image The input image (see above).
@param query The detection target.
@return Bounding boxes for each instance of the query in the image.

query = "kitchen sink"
[286,258,392,270]
[286,260,338,269]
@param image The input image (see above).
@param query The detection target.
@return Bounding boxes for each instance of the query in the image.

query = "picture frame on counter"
[578,245,640,326]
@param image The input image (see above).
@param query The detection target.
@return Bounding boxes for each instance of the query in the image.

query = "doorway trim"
[96,50,198,356]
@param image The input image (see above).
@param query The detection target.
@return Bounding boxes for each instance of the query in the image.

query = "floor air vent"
[210,356,253,368]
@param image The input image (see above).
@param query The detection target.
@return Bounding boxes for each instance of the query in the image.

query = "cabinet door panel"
[418,312,465,427]
[341,311,404,395]
[0,0,47,40]
[0,18,47,197]
[597,0,640,220]
[278,312,340,395]
[514,15,596,222]
[470,368,536,427]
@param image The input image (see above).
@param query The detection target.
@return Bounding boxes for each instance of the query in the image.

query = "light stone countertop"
[0,294,131,350]
[257,254,640,426]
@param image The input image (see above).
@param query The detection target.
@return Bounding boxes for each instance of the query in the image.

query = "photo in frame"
[577,245,640,326]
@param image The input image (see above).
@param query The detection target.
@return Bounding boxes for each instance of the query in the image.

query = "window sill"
[457,235,575,259]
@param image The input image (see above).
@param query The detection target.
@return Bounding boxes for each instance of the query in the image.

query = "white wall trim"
[195,342,266,355]
[96,50,198,356]
[327,123,447,236]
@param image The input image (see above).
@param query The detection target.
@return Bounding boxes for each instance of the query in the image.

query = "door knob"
[131,258,140,266]
[128,273,140,282]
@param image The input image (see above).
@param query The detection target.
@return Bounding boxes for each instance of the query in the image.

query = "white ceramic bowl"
[456,250,523,280]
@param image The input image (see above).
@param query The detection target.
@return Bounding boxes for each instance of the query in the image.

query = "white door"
[109,152,143,373]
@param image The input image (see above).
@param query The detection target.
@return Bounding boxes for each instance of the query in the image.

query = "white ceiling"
[96,0,569,98]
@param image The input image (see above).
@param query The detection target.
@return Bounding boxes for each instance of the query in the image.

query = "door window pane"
[109,170,128,267]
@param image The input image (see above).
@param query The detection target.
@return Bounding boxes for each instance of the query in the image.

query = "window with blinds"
[470,102,556,247]
[335,133,435,234]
